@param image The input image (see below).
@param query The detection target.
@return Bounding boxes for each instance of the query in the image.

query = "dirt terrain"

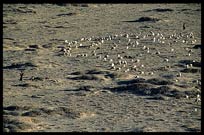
[3,4,201,132]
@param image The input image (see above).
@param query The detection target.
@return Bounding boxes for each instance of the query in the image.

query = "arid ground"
[3,4,201,132]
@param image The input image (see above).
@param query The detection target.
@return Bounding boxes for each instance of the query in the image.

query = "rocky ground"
[3,4,201,132]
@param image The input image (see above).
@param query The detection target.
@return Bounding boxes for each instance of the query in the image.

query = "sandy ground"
[3,4,201,132]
